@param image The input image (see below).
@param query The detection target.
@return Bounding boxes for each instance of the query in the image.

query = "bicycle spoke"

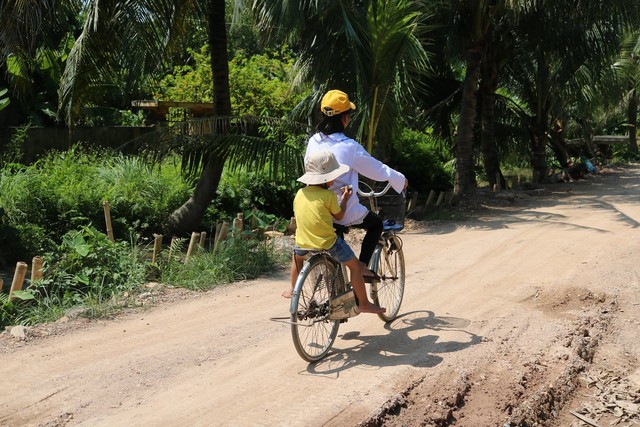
[291,255,341,362]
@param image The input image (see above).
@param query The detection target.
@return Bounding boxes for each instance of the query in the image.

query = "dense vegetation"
[1,1,640,326]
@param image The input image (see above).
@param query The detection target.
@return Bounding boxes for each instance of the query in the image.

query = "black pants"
[335,211,383,266]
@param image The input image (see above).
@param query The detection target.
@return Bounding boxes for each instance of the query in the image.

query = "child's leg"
[283,252,304,298]
[343,257,385,314]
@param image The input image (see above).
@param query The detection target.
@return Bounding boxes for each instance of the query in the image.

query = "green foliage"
[205,168,296,225]
[160,236,282,290]
[0,87,9,111]
[78,108,146,126]
[5,35,72,125]
[2,225,147,327]
[36,226,146,297]
[153,46,307,118]
[0,293,16,329]
[389,128,453,192]
[0,121,29,168]
[0,147,192,267]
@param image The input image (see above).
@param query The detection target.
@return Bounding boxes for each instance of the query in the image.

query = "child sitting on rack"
[282,150,385,315]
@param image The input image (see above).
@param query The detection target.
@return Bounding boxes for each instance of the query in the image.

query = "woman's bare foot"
[281,289,293,298]
[358,302,386,314]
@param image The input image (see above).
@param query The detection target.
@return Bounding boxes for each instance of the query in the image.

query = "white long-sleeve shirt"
[305,132,406,226]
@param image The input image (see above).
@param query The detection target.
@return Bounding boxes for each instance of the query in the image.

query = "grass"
[160,236,285,291]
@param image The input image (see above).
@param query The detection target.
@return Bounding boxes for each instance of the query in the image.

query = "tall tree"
[613,30,640,159]
[506,0,640,182]
[252,0,431,160]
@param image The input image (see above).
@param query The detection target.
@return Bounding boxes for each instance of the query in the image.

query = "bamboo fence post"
[435,191,445,206]
[185,232,200,261]
[198,231,207,249]
[9,262,28,301]
[250,207,258,230]
[103,200,115,242]
[233,213,244,237]
[214,223,222,244]
[168,237,178,260]
[214,222,229,251]
[31,256,43,282]
[445,191,454,205]
[287,217,296,235]
[152,234,163,263]
[426,189,437,207]
[407,192,419,213]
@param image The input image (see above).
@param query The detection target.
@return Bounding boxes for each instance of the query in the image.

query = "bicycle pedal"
[363,274,380,283]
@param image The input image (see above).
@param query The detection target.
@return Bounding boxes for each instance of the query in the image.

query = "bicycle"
[289,181,406,362]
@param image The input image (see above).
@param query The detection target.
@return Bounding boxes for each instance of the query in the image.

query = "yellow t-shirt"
[294,186,341,250]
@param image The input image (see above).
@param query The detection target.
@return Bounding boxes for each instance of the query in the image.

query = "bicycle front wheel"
[371,235,405,322]
[290,255,341,362]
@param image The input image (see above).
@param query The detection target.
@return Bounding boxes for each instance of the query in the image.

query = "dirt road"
[1,165,639,427]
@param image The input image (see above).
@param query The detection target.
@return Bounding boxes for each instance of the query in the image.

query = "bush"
[3,225,147,326]
[0,146,192,267]
[205,168,297,225]
[389,128,453,193]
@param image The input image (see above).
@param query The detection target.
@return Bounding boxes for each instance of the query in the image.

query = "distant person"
[283,150,385,315]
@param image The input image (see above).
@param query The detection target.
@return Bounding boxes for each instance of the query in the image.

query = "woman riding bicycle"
[305,89,408,273]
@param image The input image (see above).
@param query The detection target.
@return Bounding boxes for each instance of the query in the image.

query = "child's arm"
[332,185,352,221]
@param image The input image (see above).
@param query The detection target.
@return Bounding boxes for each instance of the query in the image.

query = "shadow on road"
[303,310,482,376]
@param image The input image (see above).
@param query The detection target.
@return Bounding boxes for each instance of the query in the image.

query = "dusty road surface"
[1,165,640,427]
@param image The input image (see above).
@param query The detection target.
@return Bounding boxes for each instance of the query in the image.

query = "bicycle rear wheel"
[371,234,405,321]
[290,255,341,362]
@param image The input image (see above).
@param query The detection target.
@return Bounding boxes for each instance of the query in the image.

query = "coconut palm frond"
[130,115,309,182]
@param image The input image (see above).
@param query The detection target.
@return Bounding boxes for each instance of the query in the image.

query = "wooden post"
[435,191,445,206]
[31,256,43,282]
[214,223,222,245]
[426,189,437,207]
[152,234,163,263]
[214,222,229,251]
[168,237,178,260]
[9,262,28,301]
[103,200,115,242]
[185,232,200,261]
[250,207,258,230]
[287,217,297,235]
[198,231,207,249]
[407,192,419,213]
[445,191,454,205]
[495,172,502,191]
[233,213,244,237]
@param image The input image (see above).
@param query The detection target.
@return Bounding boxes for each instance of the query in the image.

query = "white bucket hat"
[298,150,350,185]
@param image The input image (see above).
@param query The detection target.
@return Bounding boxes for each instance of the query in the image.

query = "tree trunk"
[530,126,548,183]
[479,63,505,190]
[454,48,481,196]
[628,88,638,158]
[548,119,570,168]
[167,0,231,236]
[167,154,225,235]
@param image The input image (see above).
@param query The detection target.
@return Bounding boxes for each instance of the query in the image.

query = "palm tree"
[0,0,79,124]
[613,30,640,159]
[252,0,431,161]
[2,0,294,235]
[505,0,640,182]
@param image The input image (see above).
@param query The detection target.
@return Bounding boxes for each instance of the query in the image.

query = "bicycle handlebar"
[356,182,393,198]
